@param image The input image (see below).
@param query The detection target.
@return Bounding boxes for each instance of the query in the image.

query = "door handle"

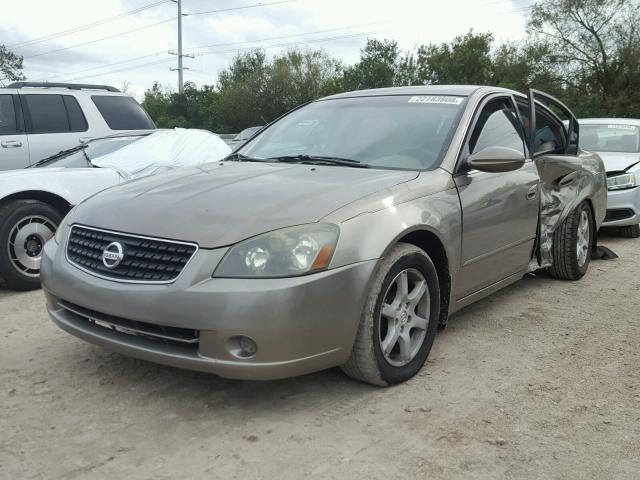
[78,136,92,144]
[1,140,22,148]
[526,184,538,200]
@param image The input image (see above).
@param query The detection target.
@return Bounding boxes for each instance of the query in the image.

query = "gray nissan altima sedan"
[41,86,607,386]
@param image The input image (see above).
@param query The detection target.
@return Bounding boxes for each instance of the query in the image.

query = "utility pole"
[169,0,193,93]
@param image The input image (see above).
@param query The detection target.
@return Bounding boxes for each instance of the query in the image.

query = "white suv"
[0,82,155,170]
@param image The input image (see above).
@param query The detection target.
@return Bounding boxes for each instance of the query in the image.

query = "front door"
[454,95,540,299]
[0,92,29,170]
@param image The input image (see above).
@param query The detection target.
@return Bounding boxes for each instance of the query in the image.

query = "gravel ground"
[1,234,638,480]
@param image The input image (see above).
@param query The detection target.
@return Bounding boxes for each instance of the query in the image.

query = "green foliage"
[0,45,25,84]
[143,0,640,132]
[417,31,495,85]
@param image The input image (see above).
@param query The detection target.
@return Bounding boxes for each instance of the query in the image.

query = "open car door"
[524,88,603,270]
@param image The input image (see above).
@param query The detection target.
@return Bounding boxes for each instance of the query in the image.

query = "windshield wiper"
[224,152,270,162]
[267,155,369,168]
[28,145,87,168]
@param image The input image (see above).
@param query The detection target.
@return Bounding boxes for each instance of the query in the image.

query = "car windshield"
[34,136,142,168]
[235,126,262,141]
[240,95,465,170]
[580,124,640,153]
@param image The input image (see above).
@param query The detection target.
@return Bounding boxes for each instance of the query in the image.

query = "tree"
[528,0,640,115]
[0,45,25,85]
[416,31,494,85]
[342,39,406,90]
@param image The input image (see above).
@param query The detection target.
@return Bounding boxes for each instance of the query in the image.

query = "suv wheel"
[341,243,440,386]
[0,200,62,291]
[548,202,593,280]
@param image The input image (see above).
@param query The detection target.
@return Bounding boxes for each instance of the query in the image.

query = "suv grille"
[66,225,197,283]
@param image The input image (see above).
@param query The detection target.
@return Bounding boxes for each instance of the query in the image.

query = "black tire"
[341,243,440,386]
[0,200,62,291]
[548,202,593,281]
[614,224,640,238]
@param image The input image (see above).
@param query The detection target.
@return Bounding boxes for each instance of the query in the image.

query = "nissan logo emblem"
[102,242,124,269]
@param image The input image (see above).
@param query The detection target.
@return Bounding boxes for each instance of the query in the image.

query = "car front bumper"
[603,186,640,227]
[41,238,377,380]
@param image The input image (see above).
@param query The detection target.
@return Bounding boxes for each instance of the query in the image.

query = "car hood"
[592,151,640,172]
[71,162,419,248]
[0,167,69,179]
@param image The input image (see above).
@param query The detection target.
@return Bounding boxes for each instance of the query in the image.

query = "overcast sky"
[1,0,534,99]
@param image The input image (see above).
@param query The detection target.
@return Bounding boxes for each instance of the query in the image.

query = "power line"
[186,0,297,16]
[184,23,380,52]
[23,18,176,60]
[47,24,374,81]
[23,0,299,61]
[8,1,171,50]
[61,30,377,82]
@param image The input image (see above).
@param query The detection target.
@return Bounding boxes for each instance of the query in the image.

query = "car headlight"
[54,207,76,244]
[214,223,339,278]
[607,173,637,191]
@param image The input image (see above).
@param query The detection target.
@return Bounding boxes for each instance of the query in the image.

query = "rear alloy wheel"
[548,202,593,280]
[0,200,62,291]
[341,243,440,386]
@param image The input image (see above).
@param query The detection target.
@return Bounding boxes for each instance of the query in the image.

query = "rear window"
[23,94,87,134]
[91,95,155,130]
[580,124,640,153]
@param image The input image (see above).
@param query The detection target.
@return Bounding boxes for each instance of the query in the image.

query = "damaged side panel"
[530,150,607,270]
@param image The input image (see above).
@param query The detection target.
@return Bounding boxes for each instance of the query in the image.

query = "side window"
[91,95,155,130]
[24,94,70,133]
[517,101,566,155]
[0,95,17,135]
[63,96,88,132]
[23,94,88,134]
[533,109,564,155]
[469,98,525,156]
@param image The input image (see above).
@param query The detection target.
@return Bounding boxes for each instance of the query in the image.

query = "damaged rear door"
[521,89,605,268]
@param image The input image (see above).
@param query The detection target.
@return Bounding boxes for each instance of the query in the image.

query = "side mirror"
[467,146,526,173]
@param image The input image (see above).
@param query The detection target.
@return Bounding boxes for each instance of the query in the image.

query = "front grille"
[58,300,199,348]
[66,225,197,283]
[604,208,634,222]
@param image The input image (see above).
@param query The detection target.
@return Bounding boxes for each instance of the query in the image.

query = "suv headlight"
[607,173,636,191]
[214,223,339,278]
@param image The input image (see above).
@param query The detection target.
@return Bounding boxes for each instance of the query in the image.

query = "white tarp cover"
[92,128,232,179]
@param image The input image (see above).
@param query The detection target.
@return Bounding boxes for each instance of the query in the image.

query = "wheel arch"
[386,227,452,327]
[0,191,73,216]
[582,197,598,254]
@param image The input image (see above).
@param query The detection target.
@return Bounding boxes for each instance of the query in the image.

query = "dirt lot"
[1,234,638,480]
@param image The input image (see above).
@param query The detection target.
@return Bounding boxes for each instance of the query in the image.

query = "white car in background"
[0,82,155,171]
[0,128,231,290]
[579,118,640,237]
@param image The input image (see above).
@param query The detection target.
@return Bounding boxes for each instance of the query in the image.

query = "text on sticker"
[607,124,637,131]
[408,96,464,105]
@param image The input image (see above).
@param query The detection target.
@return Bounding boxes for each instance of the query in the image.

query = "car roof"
[579,118,640,126]
[320,85,520,100]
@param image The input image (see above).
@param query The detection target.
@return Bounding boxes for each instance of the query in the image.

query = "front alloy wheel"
[379,268,429,367]
[341,242,440,386]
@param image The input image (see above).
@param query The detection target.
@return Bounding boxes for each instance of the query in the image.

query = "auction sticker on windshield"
[408,96,464,105]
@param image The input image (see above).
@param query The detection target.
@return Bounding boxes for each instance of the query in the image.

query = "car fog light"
[226,335,258,359]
